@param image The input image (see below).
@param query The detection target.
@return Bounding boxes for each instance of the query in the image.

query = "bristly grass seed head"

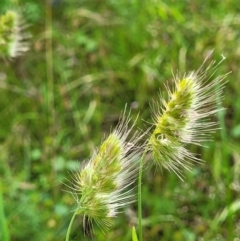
[0,10,30,58]
[148,52,228,180]
[67,110,144,232]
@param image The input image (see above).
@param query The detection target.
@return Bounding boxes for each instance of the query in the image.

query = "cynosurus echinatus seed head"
[0,10,30,58]
[149,53,228,180]
[70,111,143,231]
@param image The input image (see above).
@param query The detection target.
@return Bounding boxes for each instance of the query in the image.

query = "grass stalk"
[45,0,54,129]
[216,87,234,239]
[138,150,147,241]
[66,211,77,241]
[45,0,57,186]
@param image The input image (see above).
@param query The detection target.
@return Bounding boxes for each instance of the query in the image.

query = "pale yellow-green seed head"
[69,113,143,231]
[149,56,227,179]
[93,134,123,177]
[155,77,195,138]
[0,10,30,58]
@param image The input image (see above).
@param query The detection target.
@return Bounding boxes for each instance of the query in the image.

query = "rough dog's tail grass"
[66,109,144,234]
[148,53,228,180]
[0,10,30,58]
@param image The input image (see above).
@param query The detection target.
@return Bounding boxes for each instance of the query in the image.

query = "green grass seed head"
[149,55,228,179]
[0,10,30,58]
[69,111,143,231]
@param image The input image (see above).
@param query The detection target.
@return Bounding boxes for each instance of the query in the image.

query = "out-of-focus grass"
[0,181,10,241]
[0,0,240,240]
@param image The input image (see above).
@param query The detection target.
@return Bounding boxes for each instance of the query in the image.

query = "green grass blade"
[0,181,10,241]
[132,226,139,241]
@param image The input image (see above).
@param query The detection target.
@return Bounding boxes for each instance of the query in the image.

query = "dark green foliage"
[0,0,239,240]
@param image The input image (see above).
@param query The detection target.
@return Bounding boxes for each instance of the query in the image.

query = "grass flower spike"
[0,10,30,58]
[148,53,227,179]
[66,111,143,239]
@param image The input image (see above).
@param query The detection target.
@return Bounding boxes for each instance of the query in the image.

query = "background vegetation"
[0,0,240,240]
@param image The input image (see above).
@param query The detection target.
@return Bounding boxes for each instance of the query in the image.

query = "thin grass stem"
[138,150,147,241]
[216,85,234,239]
[66,211,77,241]
[45,0,54,130]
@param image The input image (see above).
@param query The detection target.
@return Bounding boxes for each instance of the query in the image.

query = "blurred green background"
[0,0,240,240]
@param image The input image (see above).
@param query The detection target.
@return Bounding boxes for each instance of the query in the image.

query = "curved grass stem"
[66,211,77,241]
